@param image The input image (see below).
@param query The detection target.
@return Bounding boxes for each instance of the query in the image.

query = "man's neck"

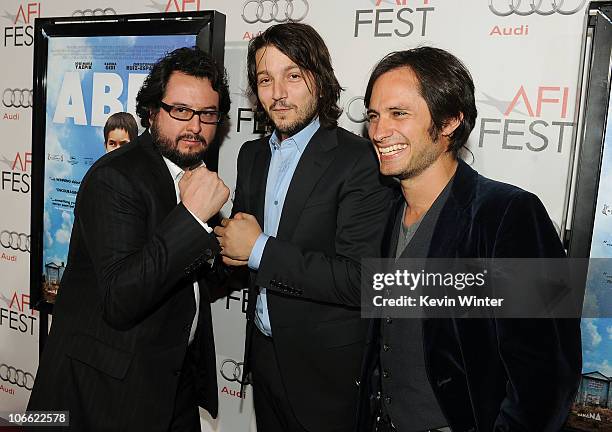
[400,153,458,225]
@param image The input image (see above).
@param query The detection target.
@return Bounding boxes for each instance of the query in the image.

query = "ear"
[441,112,463,138]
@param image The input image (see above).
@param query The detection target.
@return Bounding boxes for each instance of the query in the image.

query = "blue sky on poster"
[42,34,196,273]
[582,80,612,376]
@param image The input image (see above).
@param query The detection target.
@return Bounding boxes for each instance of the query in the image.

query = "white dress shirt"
[163,157,213,345]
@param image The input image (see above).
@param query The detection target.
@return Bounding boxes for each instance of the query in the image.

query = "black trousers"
[169,346,201,432]
[251,328,309,432]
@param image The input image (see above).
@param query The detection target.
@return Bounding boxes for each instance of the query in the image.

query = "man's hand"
[179,166,230,223]
[214,213,262,263]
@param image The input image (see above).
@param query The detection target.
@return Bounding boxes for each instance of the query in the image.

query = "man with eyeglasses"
[28,47,230,431]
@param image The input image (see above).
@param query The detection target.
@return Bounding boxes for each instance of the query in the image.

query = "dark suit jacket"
[359,159,581,432]
[231,126,390,432]
[28,132,219,431]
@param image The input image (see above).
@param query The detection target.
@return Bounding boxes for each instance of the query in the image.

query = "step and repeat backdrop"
[0,0,591,430]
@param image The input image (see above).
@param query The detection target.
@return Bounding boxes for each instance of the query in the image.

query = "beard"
[150,121,208,169]
[268,97,318,138]
[396,141,442,180]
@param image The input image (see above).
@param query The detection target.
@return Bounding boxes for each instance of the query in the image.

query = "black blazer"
[28,132,219,431]
[231,126,391,432]
[359,159,581,432]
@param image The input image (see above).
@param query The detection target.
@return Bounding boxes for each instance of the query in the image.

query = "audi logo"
[242,0,309,24]
[0,231,30,253]
[489,0,586,16]
[2,88,32,109]
[0,364,34,390]
[71,8,117,17]
[220,359,247,384]
[345,96,367,124]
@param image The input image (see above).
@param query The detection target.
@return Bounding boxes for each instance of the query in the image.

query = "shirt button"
[383,370,390,379]
[274,200,278,205]
[385,317,393,324]
[383,344,390,352]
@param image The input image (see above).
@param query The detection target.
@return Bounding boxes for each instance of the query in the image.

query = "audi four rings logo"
[72,8,117,17]
[242,0,309,24]
[220,359,246,384]
[2,89,32,109]
[489,0,586,16]
[345,96,367,124]
[0,231,30,253]
[0,364,34,390]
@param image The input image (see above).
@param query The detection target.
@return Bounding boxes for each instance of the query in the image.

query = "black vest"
[379,183,452,431]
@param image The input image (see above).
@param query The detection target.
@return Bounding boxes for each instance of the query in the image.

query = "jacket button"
[385,317,393,324]
[383,370,390,379]
[204,248,212,258]
[355,379,360,387]
[383,344,390,352]
[385,396,392,404]
[174,369,181,376]
[184,324,191,333]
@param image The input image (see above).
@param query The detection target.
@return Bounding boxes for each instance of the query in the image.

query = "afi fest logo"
[2,2,40,47]
[145,0,205,13]
[0,152,31,194]
[478,85,574,154]
[354,0,435,38]
[0,291,37,338]
[488,0,586,37]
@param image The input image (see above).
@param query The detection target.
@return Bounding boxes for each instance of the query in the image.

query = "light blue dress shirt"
[247,117,320,336]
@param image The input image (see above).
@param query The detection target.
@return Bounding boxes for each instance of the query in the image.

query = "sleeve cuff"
[248,233,270,270]
[186,208,213,234]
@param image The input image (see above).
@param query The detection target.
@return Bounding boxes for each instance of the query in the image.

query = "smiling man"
[28,47,231,431]
[358,47,581,432]
[214,23,390,432]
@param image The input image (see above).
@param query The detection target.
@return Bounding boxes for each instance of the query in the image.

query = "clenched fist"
[179,166,230,222]
[214,213,261,262]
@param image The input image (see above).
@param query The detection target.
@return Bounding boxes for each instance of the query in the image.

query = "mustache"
[177,134,205,144]
[270,100,296,110]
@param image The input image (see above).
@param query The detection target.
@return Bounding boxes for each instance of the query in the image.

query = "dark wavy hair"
[365,47,477,157]
[103,112,138,144]
[247,22,342,129]
[136,47,230,129]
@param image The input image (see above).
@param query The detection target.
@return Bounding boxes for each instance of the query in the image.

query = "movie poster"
[41,34,196,302]
[567,75,612,430]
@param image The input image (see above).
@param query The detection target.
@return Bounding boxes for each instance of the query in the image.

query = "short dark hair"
[103,112,138,144]
[136,47,230,128]
[365,47,477,156]
[247,22,342,129]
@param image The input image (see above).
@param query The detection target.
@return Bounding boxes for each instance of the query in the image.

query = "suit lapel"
[249,142,271,228]
[276,127,338,240]
[140,131,176,216]
[385,193,404,258]
[427,159,477,259]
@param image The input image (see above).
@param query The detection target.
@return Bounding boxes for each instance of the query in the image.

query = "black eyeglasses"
[160,101,222,125]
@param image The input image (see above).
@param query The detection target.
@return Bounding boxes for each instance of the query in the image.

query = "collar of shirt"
[162,157,205,183]
[269,116,320,153]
